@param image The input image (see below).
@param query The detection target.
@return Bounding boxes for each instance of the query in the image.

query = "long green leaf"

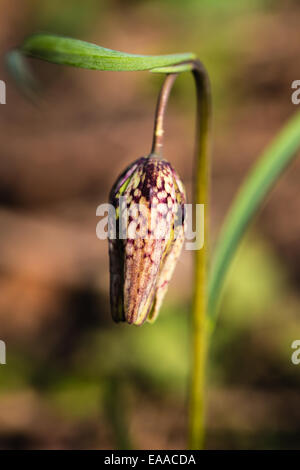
[20,33,195,72]
[208,111,300,329]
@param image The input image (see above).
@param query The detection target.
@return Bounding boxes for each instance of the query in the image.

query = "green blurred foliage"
[210,232,300,388]
[47,378,102,419]
[222,234,286,326]
[73,303,190,395]
[139,0,280,116]
[31,0,105,36]
[0,352,34,391]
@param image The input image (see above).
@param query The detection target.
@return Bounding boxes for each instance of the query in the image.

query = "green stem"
[188,60,211,450]
[151,61,211,450]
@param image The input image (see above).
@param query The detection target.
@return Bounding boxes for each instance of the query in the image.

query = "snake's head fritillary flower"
[108,155,185,325]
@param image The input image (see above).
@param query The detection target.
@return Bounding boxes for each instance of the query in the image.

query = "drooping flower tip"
[108,154,185,325]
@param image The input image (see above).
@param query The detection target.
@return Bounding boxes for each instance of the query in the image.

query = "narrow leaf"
[208,111,300,329]
[21,33,195,72]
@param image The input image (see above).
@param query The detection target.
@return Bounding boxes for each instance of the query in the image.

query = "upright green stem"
[189,61,211,450]
[151,62,211,449]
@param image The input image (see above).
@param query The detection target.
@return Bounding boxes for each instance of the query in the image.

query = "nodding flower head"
[108,154,186,326]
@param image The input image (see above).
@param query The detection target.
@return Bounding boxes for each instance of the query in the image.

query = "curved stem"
[150,61,211,449]
[151,73,179,156]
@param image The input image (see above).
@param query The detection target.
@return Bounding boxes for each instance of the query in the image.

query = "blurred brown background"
[0,0,299,449]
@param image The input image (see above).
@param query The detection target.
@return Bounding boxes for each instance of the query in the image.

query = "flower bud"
[109,155,185,325]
